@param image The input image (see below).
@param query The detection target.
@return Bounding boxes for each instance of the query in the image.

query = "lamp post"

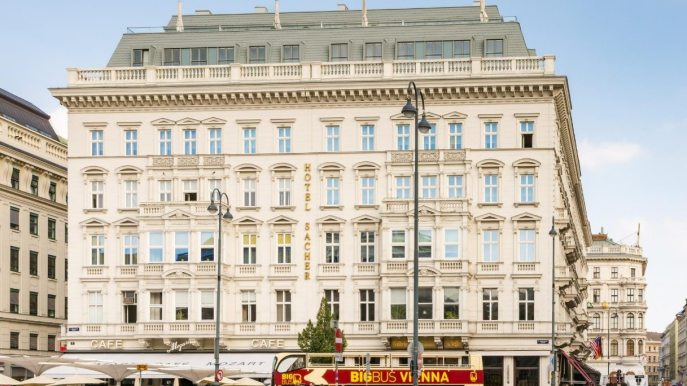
[401,81,432,386]
[603,302,617,383]
[549,219,557,386]
[207,189,233,386]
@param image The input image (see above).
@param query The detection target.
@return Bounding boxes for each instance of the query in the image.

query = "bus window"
[277,355,306,373]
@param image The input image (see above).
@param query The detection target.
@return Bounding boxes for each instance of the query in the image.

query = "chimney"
[274,0,281,29]
[362,0,368,27]
[255,6,268,13]
[337,3,349,11]
[176,0,184,32]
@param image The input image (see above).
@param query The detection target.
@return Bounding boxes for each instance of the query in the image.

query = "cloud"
[578,139,644,170]
[49,106,68,139]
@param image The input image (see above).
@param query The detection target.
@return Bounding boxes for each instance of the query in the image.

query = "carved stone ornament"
[177,156,199,167]
[204,156,225,166]
[152,157,174,167]
[419,151,439,162]
[444,150,466,161]
[390,152,413,163]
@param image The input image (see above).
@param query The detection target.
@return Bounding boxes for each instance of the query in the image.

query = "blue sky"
[2,0,685,332]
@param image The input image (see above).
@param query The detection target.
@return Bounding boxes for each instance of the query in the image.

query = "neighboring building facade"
[51,4,592,386]
[586,233,648,386]
[0,89,68,377]
[660,320,679,385]
[646,332,662,386]
[676,301,687,385]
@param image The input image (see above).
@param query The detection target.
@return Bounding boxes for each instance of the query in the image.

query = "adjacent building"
[646,332,662,386]
[50,3,592,386]
[660,320,679,385]
[0,88,68,377]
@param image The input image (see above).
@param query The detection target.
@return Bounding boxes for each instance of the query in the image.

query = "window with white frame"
[627,288,635,302]
[183,179,198,202]
[365,42,382,60]
[518,229,535,261]
[444,287,460,319]
[208,128,222,154]
[283,44,300,63]
[159,129,172,155]
[390,288,406,320]
[149,232,164,262]
[183,129,197,155]
[520,174,535,203]
[638,313,644,329]
[418,287,433,319]
[593,288,601,303]
[444,229,460,259]
[124,180,138,208]
[88,291,103,323]
[360,231,375,263]
[277,178,291,206]
[360,289,375,321]
[175,291,189,320]
[149,292,162,321]
[325,289,340,319]
[91,130,104,156]
[159,180,172,202]
[360,177,375,205]
[242,234,257,264]
[611,313,618,329]
[325,232,340,263]
[124,130,138,156]
[201,290,214,320]
[447,175,464,198]
[482,230,499,262]
[485,39,504,57]
[638,289,644,302]
[611,288,619,303]
[200,231,214,261]
[91,181,104,209]
[418,229,432,258]
[123,235,138,265]
[484,122,498,149]
[592,313,601,329]
[518,288,535,321]
[520,121,534,148]
[395,176,411,199]
[241,290,257,322]
[627,313,635,329]
[391,230,406,259]
[175,232,189,262]
[208,179,221,202]
[243,128,256,154]
[397,124,410,151]
[278,127,291,153]
[326,177,340,206]
[91,235,105,265]
[330,43,348,61]
[421,176,437,198]
[243,178,256,207]
[483,175,498,203]
[449,123,463,149]
[276,290,291,322]
[326,126,340,152]
[611,267,618,278]
[361,125,375,151]
[482,288,498,320]
[277,233,292,264]
[422,123,436,150]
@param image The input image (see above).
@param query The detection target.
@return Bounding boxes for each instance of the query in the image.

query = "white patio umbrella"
[0,373,19,385]
[49,376,106,386]
[198,377,237,385]
[0,356,72,376]
[17,376,57,386]
[156,368,215,384]
[233,378,264,386]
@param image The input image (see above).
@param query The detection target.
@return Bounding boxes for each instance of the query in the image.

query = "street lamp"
[549,219,557,386]
[401,81,432,386]
[603,301,617,383]
[207,189,233,386]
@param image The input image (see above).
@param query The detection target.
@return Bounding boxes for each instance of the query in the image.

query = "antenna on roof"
[274,0,281,29]
[362,0,368,27]
[636,223,641,247]
[176,0,184,32]
[479,0,489,23]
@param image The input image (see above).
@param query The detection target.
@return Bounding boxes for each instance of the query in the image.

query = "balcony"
[475,321,554,335]
[139,201,211,217]
[476,262,505,277]
[66,56,555,87]
[381,320,467,335]
[587,244,643,257]
[353,263,378,276]
[150,155,225,168]
[512,262,541,277]
[383,198,468,214]
[137,262,220,278]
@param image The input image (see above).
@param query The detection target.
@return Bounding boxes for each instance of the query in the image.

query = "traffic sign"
[335,328,343,353]
[215,369,224,381]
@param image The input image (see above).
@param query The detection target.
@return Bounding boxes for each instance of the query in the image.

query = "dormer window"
[365,42,382,61]
[330,43,348,62]
[132,49,149,67]
[191,48,207,65]
[485,39,504,57]
[164,48,181,66]
[249,46,266,64]
[283,45,300,63]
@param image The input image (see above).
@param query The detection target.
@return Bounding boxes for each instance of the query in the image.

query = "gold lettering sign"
[303,222,311,280]
[304,163,312,212]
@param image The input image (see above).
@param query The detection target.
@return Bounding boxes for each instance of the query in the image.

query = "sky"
[1,0,686,332]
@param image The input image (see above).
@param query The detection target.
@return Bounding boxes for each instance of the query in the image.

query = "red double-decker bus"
[272,351,483,386]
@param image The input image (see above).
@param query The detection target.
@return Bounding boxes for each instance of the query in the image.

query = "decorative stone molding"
[390,152,413,163]
[444,150,466,161]
[203,156,224,166]
[419,151,439,162]
[152,157,173,167]
[177,156,199,167]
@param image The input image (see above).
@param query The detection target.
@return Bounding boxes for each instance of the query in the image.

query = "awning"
[560,350,597,386]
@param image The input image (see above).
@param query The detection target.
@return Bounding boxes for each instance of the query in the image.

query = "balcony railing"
[66,56,555,87]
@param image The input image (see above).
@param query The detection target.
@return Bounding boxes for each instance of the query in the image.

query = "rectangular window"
[483,288,498,320]
[10,247,20,272]
[132,48,148,67]
[391,230,406,259]
[485,39,504,57]
[10,332,19,349]
[421,176,437,198]
[630,268,636,278]
[326,126,340,152]
[611,288,619,303]
[277,233,292,264]
[183,179,198,202]
[483,230,500,262]
[518,288,535,321]
[191,47,207,65]
[444,287,460,319]
[10,207,20,230]
[201,291,214,320]
[422,124,437,150]
[593,267,600,279]
[149,232,164,262]
[360,231,375,263]
[91,181,104,209]
[444,229,460,259]
[159,129,172,155]
[627,288,635,302]
[164,48,181,66]
[208,128,222,154]
[243,128,256,154]
[485,122,498,149]
[175,232,189,262]
[149,292,162,321]
[398,42,415,60]
[425,41,443,59]
[484,175,498,203]
[124,130,138,156]
[49,182,57,202]
[396,124,410,151]
[593,288,601,303]
[365,42,382,60]
[88,291,103,322]
[90,130,104,156]
[29,333,38,351]
[125,180,138,208]
[449,123,463,149]
[47,335,56,351]
[447,175,464,198]
[360,289,375,321]
[325,289,340,320]
[283,45,300,63]
[47,218,56,240]
[30,175,39,195]
[418,287,433,319]
[360,177,375,205]
[249,46,266,63]
[453,40,471,58]
[159,180,172,202]
[200,231,215,262]
[361,125,375,151]
[122,291,138,323]
[276,290,292,322]
[243,234,257,264]
[638,289,644,302]
[183,129,197,155]
[520,121,534,148]
[326,177,340,206]
[611,267,618,279]
[325,232,340,263]
[395,176,411,199]
[30,291,38,316]
[218,47,234,64]
[11,168,20,189]
[175,291,189,320]
[91,235,105,265]
[518,230,535,262]
[520,174,535,203]
[29,212,38,235]
[30,251,38,276]
[419,229,432,258]
[10,289,19,313]
[48,255,56,279]
[123,235,139,265]
[330,43,348,61]
[241,290,257,322]
[390,288,406,320]
[48,294,56,318]
[278,127,291,153]
[208,179,221,202]
[243,178,256,207]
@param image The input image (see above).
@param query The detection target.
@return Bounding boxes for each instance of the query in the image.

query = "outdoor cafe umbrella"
[156,368,215,384]
[17,376,57,386]
[0,373,19,385]
[198,377,237,385]
[0,357,72,376]
[233,378,264,386]
[48,376,106,386]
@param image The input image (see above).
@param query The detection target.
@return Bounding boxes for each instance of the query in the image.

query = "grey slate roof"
[0,88,58,141]
[107,5,534,67]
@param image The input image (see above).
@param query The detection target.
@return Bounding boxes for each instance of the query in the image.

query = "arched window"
[593,313,601,329]
[627,313,635,329]
[626,340,635,356]
[638,340,644,355]
[611,340,618,356]
[638,313,644,329]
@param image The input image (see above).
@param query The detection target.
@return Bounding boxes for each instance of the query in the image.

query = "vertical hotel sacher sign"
[303,163,312,280]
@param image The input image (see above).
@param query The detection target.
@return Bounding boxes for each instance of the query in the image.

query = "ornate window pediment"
[177,117,201,126]
[442,111,468,120]
[79,217,110,227]
[151,118,176,126]
[201,117,227,125]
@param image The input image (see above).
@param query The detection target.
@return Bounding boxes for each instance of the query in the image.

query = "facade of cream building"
[51,4,592,386]
[0,89,68,377]
[646,332,662,386]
